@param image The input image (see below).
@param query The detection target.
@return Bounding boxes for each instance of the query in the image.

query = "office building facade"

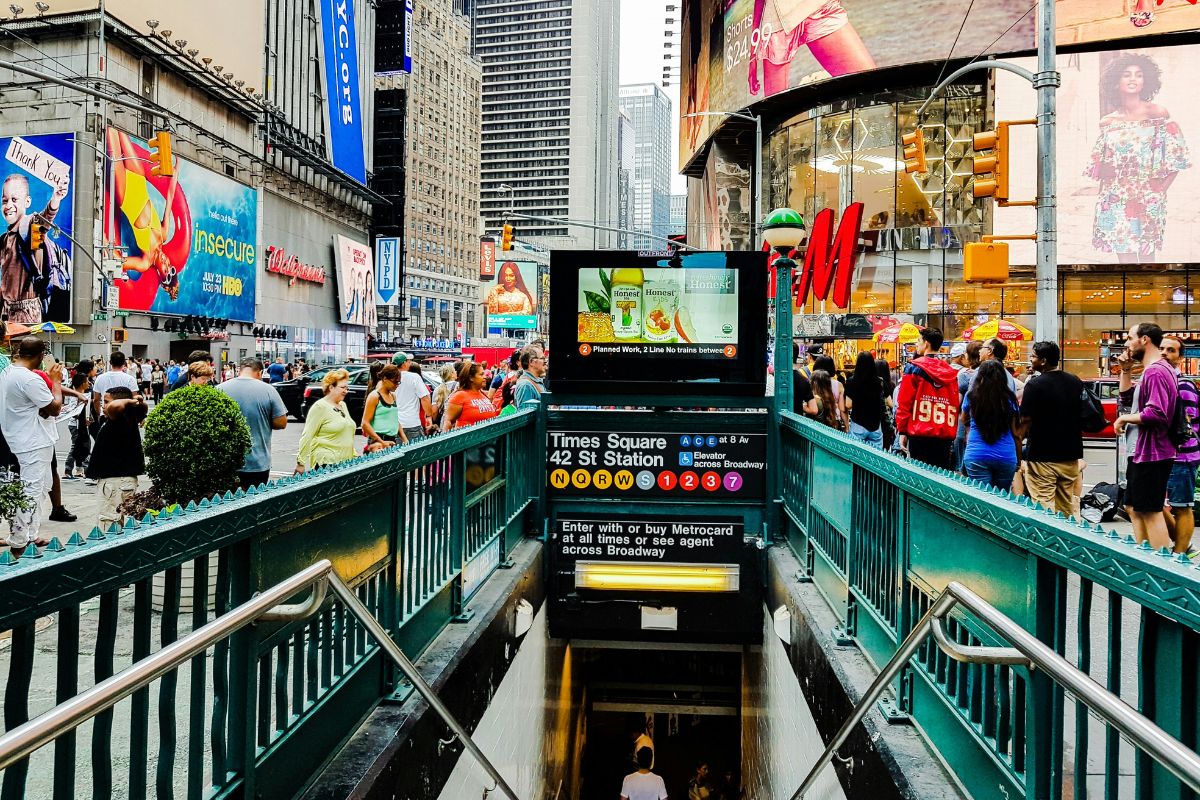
[619,83,672,250]
[474,0,619,249]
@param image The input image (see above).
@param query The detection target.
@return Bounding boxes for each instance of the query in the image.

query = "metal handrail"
[791,581,1200,799]
[0,560,522,800]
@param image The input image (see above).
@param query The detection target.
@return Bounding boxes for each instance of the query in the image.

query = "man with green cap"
[391,352,433,441]
[391,351,411,369]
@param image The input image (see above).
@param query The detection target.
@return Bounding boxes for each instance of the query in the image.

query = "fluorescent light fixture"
[574,561,739,593]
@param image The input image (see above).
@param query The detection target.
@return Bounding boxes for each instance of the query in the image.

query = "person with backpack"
[1018,341,1086,517]
[895,327,960,469]
[1114,322,1178,551]
[1160,337,1198,556]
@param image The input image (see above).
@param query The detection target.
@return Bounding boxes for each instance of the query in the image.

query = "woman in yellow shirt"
[295,369,357,473]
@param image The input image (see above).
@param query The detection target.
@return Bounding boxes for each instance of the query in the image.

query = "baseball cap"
[391,351,412,366]
[949,342,967,358]
[807,345,823,357]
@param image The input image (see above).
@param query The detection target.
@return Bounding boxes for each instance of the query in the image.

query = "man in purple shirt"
[1114,322,1178,550]
[1161,337,1198,556]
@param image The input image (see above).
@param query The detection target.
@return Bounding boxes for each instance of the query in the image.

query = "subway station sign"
[546,430,766,499]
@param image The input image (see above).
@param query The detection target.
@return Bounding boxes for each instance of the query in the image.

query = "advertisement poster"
[1057,1,1200,46]
[485,259,537,330]
[997,43,1200,265]
[333,234,377,328]
[576,265,739,357]
[319,0,367,184]
[680,0,1035,165]
[0,133,75,324]
[105,129,257,322]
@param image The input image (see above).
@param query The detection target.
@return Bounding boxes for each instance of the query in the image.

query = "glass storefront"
[763,84,1199,378]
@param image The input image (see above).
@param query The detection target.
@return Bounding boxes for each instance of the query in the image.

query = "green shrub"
[0,472,33,522]
[143,385,252,505]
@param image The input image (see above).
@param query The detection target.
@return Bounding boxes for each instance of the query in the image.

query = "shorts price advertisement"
[554,514,743,562]
[546,431,765,499]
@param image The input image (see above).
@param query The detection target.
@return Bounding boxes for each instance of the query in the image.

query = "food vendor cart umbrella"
[962,319,1033,342]
[34,321,74,354]
[872,322,925,344]
[2,322,32,339]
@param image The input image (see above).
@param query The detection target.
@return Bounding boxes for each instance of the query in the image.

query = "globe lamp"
[762,207,806,254]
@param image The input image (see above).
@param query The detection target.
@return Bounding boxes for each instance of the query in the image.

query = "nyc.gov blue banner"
[320,0,367,184]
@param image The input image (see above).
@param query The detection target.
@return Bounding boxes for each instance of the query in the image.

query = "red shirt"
[450,389,499,428]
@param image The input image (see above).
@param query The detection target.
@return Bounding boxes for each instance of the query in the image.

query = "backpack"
[1168,378,1196,447]
[1080,386,1107,433]
[906,372,959,440]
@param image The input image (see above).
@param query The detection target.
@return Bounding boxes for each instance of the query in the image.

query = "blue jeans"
[849,421,883,449]
[964,457,1017,490]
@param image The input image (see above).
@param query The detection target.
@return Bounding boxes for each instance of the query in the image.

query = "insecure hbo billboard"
[105,128,258,322]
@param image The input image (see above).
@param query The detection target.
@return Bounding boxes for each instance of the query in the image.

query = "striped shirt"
[1176,374,1200,464]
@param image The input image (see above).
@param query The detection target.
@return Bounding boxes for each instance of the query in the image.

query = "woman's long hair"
[810,370,839,428]
[967,360,1016,445]
[851,352,880,397]
[875,357,893,397]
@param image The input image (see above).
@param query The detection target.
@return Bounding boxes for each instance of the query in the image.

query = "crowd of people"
[794,323,1198,557]
[0,327,548,553]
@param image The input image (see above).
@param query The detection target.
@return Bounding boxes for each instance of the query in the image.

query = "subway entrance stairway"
[1,398,1198,798]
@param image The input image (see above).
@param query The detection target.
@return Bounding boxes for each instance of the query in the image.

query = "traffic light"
[964,241,1009,282]
[901,128,927,174]
[148,130,174,178]
[500,223,514,251]
[29,221,44,250]
[972,123,1010,202]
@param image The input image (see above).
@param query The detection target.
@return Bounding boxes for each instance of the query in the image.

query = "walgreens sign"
[265,245,327,286]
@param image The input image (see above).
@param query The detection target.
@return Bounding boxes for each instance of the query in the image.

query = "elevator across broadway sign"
[554,514,744,563]
[546,430,766,499]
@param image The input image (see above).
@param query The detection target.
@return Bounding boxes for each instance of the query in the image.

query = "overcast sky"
[620,0,687,193]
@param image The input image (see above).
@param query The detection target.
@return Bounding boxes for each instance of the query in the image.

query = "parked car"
[276,364,367,421]
[301,368,444,428]
[1081,378,1119,440]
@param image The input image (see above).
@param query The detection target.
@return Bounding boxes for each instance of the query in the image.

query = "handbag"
[1079,386,1107,433]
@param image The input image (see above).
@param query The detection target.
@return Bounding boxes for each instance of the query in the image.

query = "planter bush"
[0,470,32,524]
[143,385,252,505]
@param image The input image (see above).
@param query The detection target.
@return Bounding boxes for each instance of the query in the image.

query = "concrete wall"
[741,605,847,800]
[435,605,584,800]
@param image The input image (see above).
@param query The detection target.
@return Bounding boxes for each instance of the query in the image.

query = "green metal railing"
[0,409,539,800]
[779,412,1200,800]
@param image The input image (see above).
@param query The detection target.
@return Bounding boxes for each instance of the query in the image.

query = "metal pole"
[753,116,763,246]
[326,576,523,800]
[790,589,960,799]
[1034,0,1060,343]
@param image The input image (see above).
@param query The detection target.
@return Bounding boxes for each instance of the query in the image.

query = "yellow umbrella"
[872,322,924,344]
[963,319,1032,342]
[34,322,74,358]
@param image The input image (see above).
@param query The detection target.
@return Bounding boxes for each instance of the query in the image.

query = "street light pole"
[914,0,1060,342]
[1034,0,1060,343]
[682,111,762,245]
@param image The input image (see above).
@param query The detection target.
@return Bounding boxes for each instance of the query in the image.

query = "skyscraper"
[619,83,672,250]
[474,0,619,249]
[617,109,635,249]
[375,0,483,345]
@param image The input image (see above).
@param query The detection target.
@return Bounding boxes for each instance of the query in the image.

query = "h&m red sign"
[265,245,327,286]
[767,202,865,310]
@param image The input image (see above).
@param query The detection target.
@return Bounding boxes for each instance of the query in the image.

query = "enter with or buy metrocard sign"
[547,430,766,500]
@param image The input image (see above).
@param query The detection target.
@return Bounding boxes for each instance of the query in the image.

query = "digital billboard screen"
[996,43,1200,265]
[576,265,739,358]
[549,250,767,397]
[105,128,258,322]
[485,259,538,330]
[680,0,1035,166]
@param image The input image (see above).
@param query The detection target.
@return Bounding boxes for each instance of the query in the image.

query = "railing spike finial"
[45,537,65,552]
[87,526,105,540]
[67,532,86,546]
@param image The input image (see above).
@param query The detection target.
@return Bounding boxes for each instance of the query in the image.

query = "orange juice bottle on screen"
[610,268,643,340]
